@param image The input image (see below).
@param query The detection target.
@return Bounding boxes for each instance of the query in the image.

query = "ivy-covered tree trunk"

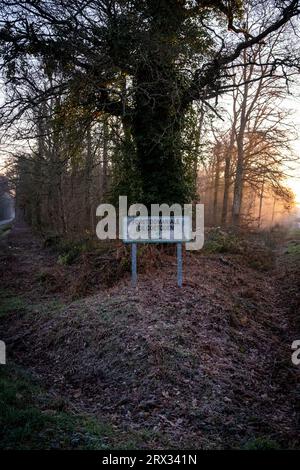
[131,2,189,206]
[133,66,188,205]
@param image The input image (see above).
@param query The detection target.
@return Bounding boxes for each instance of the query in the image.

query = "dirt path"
[1,219,57,297]
[0,220,299,449]
[0,218,79,304]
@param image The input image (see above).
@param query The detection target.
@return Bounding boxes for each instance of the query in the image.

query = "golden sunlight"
[286,176,300,206]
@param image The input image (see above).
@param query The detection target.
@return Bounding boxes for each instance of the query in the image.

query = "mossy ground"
[0,364,164,450]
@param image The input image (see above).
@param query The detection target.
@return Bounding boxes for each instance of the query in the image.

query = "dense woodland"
[0,0,299,238]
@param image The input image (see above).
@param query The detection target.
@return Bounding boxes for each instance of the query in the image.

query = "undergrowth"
[0,364,160,450]
[203,227,276,271]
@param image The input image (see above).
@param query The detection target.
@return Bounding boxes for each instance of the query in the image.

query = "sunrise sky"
[285,94,300,205]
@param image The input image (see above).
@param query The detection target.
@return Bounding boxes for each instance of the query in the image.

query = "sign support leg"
[177,242,183,288]
[131,243,137,287]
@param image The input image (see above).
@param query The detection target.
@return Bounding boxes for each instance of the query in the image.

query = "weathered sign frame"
[123,216,192,287]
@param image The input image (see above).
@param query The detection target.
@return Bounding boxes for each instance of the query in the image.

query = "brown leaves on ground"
[0,222,299,449]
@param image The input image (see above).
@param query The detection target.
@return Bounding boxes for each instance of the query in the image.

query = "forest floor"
[0,219,299,450]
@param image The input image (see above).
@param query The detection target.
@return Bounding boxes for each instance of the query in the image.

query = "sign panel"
[123,216,192,243]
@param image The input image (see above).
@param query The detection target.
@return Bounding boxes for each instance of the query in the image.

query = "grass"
[0,226,11,238]
[202,228,276,271]
[0,288,66,319]
[286,241,300,256]
[0,365,115,449]
[243,437,281,450]
[0,364,161,450]
[43,234,117,266]
[287,227,300,240]
[0,295,27,318]
[0,219,13,238]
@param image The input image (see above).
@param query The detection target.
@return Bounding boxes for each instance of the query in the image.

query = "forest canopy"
[0,0,299,233]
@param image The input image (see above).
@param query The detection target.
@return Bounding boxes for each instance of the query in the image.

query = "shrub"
[203,228,243,254]
[244,246,275,272]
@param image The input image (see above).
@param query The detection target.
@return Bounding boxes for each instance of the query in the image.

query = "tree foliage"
[1,0,299,205]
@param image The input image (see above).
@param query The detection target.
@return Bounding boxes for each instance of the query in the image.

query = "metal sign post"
[123,216,191,288]
[131,243,137,287]
[177,242,183,288]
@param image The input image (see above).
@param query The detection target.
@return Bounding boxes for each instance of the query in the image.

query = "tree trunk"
[133,64,186,206]
[231,75,249,229]
[213,149,221,226]
[194,104,204,190]
[85,124,93,230]
[232,132,245,228]
[102,120,109,197]
[221,128,235,226]
[132,4,188,206]
[258,178,265,228]
[271,197,276,224]
[33,106,45,230]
